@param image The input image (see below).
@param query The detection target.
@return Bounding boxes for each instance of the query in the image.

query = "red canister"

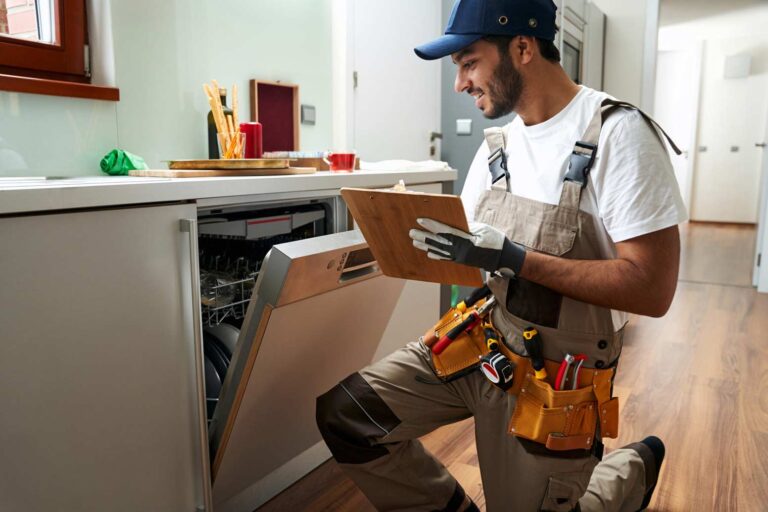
[239,122,263,158]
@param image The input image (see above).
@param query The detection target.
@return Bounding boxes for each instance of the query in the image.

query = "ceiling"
[660,0,768,26]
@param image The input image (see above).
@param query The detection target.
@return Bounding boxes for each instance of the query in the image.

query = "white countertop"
[0,168,456,215]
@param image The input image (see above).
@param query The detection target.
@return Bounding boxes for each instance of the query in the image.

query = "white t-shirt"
[461,86,688,330]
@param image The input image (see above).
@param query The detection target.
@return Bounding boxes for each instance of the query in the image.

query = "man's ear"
[514,36,536,65]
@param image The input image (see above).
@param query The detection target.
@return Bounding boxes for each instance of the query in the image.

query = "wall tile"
[0,92,118,177]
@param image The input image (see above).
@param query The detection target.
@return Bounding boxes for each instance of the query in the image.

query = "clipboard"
[340,187,483,286]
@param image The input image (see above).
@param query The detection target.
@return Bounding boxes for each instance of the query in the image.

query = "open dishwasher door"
[209,230,406,511]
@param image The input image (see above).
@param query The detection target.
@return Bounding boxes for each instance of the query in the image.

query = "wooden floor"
[678,221,757,287]
[259,222,766,512]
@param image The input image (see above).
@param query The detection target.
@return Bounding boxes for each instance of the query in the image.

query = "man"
[317,0,687,510]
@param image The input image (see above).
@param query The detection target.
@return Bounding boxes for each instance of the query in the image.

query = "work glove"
[409,218,527,276]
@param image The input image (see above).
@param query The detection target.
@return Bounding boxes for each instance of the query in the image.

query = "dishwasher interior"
[196,198,338,422]
[196,196,410,512]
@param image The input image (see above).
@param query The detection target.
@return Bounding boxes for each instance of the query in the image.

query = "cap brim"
[414,33,483,60]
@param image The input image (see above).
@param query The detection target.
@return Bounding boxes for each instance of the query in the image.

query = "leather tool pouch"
[425,305,489,379]
[507,361,619,451]
[423,309,619,451]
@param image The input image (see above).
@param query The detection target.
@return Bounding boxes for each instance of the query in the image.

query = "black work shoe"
[625,435,665,511]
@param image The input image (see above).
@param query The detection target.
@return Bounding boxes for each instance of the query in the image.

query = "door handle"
[180,218,214,512]
[430,131,443,142]
[757,142,767,148]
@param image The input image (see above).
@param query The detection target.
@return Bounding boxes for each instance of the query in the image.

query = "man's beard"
[483,55,524,119]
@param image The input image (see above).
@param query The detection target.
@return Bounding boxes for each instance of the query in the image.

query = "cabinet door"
[0,203,206,512]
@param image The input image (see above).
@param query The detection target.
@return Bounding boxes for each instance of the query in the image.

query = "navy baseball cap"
[415,0,558,60]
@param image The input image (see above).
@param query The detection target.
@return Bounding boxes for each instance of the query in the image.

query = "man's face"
[452,39,524,119]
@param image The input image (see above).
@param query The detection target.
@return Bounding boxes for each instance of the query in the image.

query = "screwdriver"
[522,327,547,381]
[423,285,491,348]
[432,296,496,355]
[483,323,500,351]
[455,284,492,313]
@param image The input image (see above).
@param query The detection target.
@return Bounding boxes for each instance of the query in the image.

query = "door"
[583,1,605,90]
[351,0,442,161]
[691,36,768,223]
[756,114,768,291]
[209,231,405,512]
[653,44,703,213]
[0,203,208,511]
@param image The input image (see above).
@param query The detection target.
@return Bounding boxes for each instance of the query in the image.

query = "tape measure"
[480,352,514,390]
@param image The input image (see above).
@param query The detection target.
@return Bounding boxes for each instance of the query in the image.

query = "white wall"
[591,0,658,109]
[658,6,768,223]
[659,4,768,50]
[0,0,333,177]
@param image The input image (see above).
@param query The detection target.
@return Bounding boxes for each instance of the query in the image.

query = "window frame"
[0,0,118,101]
[0,0,87,82]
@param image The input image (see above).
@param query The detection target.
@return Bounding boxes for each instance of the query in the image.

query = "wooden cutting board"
[129,167,316,178]
[340,187,483,287]
[289,157,361,171]
[167,158,291,170]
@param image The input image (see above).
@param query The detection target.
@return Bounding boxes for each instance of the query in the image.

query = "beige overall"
[317,100,671,511]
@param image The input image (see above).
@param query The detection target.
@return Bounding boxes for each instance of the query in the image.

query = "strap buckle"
[563,142,597,188]
[488,148,508,184]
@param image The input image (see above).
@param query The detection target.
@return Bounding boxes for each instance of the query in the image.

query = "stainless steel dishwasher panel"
[209,230,406,511]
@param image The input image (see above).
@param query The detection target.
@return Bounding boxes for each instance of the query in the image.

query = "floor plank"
[679,221,756,287]
[258,222,767,511]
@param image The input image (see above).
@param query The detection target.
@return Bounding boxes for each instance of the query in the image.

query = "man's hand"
[409,218,526,276]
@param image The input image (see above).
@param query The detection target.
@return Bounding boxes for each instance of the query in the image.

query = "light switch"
[301,104,316,125]
[456,118,472,136]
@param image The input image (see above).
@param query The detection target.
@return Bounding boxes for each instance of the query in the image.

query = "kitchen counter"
[0,167,455,510]
[0,168,457,215]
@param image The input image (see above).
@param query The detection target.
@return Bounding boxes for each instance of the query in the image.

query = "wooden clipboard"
[340,187,483,286]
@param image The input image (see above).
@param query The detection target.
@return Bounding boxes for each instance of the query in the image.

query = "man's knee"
[315,372,401,465]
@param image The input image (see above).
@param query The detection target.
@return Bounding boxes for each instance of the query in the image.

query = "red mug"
[239,122,263,158]
[323,152,356,172]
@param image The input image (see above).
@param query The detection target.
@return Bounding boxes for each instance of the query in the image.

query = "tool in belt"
[421,285,619,452]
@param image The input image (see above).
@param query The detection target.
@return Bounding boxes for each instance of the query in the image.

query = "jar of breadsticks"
[203,80,244,159]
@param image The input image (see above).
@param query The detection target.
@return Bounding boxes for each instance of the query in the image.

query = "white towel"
[359,160,452,172]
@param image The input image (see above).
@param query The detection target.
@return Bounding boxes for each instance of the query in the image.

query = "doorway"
[332,0,442,162]
[656,25,768,289]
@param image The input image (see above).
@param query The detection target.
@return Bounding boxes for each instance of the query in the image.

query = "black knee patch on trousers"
[431,482,471,512]
[316,373,401,465]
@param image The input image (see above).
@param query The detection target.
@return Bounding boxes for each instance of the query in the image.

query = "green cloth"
[100,149,148,175]
[450,284,460,308]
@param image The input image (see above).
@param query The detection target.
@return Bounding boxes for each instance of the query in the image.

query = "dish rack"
[197,202,331,327]
[201,272,258,327]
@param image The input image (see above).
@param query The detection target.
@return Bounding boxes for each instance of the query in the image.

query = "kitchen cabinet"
[0,203,208,511]
[0,170,455,512]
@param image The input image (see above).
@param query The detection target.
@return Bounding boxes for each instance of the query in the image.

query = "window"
[562,31,582,85]
[1,0,56,44]
[0,0,86,81]
[0,0,118,100]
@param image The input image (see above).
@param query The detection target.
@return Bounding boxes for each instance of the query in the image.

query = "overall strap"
[558,98,682,211]
[484,126,510,192]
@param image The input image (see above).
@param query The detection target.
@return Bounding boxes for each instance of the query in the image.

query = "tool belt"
[422,304,619,452]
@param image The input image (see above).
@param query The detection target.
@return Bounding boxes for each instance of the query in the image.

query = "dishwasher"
[195,198,407,512]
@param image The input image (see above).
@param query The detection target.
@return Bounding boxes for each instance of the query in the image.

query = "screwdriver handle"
[484,326,500,351]
[457,284,491,312]
[522,327,547,380]
[465,284,491,308]
[430,336,454,355]
[432,312,480,355]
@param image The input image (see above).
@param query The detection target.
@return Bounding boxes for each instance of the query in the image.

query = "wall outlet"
[456,118,472,136]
